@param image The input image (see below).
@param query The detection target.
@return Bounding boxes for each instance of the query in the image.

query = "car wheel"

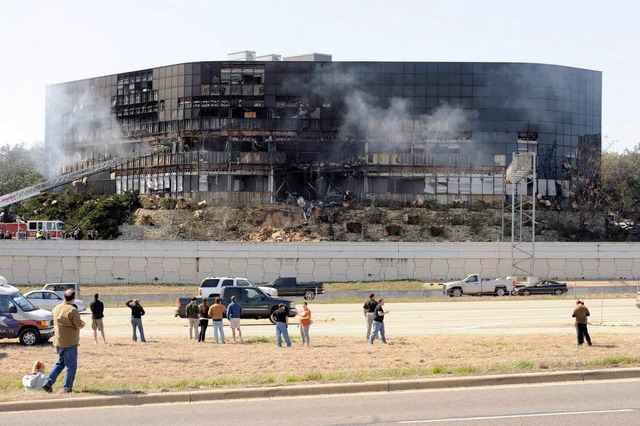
[19,328,40,346]
[554,289,562,295]
[522,289,531,296]
[304,290,316,300]
[452,288,463,297]
[496,288,507,297]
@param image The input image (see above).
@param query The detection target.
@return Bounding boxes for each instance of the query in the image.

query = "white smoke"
[46,82,125,179]
[339,90,476,148]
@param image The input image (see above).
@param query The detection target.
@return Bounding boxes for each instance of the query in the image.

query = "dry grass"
[3,333,640,402]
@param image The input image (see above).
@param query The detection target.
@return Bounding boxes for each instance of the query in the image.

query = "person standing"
[299,302,311,346]
[271,304,292,347]
[369,298,389,345]
[43,289,85,393]
[126,298,146,342]
[363,293,378,340]
[208,297,226,344]
[226,295,244,343]
[90,293,108,345]
[572,299,592,346]
[197,298,209,342]
[185,297,200,340]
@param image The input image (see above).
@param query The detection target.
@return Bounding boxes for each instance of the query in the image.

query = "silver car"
[23,290,86,312]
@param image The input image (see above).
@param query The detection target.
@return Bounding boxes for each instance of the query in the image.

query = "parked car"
[176,286,296,324]
[514,280,568,296]
[197,277,277,298]
[0,277,55,346]
[24,290,87,312]
[263,277,324,300]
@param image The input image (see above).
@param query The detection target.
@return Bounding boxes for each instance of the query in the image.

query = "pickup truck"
[262,277,324,300]
[443,274,517,297]
[197,277,278,298]
[176,286,297,324]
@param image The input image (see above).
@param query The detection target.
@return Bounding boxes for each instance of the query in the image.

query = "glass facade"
[45,61,601,203]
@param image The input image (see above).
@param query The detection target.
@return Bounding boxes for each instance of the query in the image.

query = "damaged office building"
[45,51,602,205]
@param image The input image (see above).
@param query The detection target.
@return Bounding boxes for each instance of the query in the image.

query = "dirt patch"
[2,334,640,402]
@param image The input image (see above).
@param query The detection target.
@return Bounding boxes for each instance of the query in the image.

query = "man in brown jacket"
[572,299,592,346]
[43,289,85,393]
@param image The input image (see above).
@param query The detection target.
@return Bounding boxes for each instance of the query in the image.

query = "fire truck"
[0,220,65,240]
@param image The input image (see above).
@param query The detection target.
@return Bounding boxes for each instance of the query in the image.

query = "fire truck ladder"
[0,148,169,208]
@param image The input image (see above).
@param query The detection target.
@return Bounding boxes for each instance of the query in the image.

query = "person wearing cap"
[226,295,244,343]
[185,297,200,340]
[270,303,291,347]
[572,299,592,346]
[43,289,85,393]
[90,293,108,345]
[126,298,146,342]
[22,360,47,392]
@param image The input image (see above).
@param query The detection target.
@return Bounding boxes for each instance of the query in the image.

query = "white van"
[0,277,55,346]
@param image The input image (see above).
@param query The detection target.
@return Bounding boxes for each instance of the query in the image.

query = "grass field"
[3,333,640,402]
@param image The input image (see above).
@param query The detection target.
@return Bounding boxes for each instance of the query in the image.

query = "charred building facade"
[45,55,601,204]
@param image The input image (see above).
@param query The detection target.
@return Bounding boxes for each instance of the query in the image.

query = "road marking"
[398,408,635,423]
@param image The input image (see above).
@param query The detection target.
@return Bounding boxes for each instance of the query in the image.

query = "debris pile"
[243,225,317,242]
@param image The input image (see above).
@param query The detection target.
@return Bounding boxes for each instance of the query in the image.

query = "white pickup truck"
[197,277,278,298]
[443,274,517,297]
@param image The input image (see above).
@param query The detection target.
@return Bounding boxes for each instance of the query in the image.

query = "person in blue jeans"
[369,298,389,345]
[126,298,146,342]
[270,304,291,347]
[43,289,85,393]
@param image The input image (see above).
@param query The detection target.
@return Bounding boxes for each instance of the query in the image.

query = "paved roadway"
[4,379,639,425]
[82,298,640,340]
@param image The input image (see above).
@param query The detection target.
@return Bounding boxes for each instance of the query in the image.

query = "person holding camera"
[126,298,146,342]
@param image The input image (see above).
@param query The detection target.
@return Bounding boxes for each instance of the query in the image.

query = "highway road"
[81,298,640,340]
[4,379,640,425]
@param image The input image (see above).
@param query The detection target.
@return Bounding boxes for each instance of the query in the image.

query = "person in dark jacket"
[90,293,108,345]
[363,293,378,340]
[270,304,291,347]
[197,298,209,342]
[125,298,146,342]
[185,297,200,340]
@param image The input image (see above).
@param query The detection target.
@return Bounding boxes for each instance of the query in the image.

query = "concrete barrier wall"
[1,241,639,285]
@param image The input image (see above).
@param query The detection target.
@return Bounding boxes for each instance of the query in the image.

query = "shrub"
[429,225,446,237]
[159,197,177,210]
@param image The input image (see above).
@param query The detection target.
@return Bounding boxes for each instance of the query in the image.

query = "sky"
[0,0,638,153]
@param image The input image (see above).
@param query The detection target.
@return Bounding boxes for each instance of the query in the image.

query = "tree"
[601,145,640,221]
[0,143,44,195]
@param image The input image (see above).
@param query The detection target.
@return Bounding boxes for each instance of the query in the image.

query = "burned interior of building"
[44,52,602,205]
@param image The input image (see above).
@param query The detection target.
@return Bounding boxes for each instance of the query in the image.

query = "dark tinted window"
[201,279,220,287]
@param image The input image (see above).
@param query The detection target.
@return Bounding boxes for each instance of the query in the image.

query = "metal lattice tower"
[506,152,537,280]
